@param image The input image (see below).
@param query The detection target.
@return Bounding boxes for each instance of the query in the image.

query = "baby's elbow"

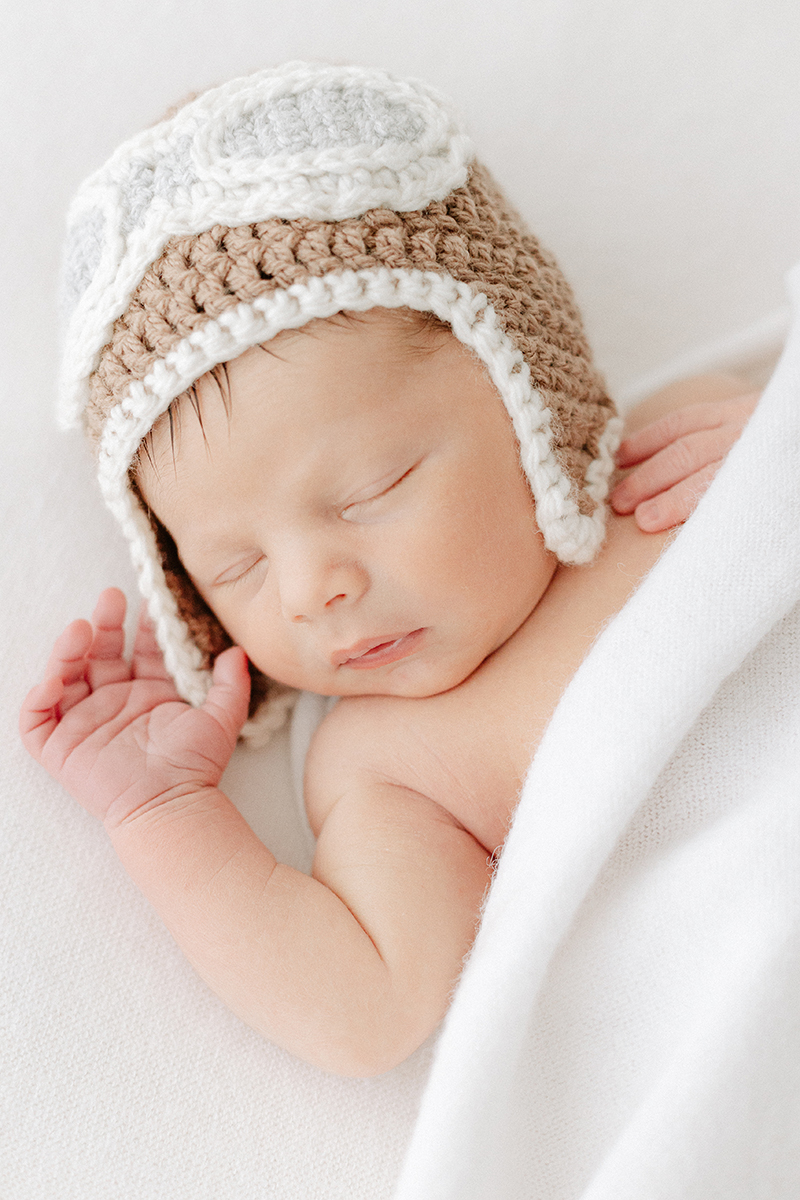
[312,1005,435,1079]
[323,1034,425,1079]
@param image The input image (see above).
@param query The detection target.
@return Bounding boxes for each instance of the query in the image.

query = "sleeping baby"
[20,64,757,1076]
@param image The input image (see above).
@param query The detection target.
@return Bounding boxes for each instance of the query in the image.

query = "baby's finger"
[43,619,92,681]
[41,620,94,714]
[200,647,251,744]
[86,588,131,690]
[634,462,721,532]
[131,605,173,682]
[616,409,710,468]
[611,426,740,513]
[616,396,757,468]
[19,676,66,758]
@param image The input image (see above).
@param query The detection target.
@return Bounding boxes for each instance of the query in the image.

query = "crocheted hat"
[58,62,620,733]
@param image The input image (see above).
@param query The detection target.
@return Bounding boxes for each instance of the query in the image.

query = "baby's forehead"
[137,305,507,500]
[177,305,442,404]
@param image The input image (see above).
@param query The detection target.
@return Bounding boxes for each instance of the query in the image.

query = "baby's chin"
[266,654,486,701]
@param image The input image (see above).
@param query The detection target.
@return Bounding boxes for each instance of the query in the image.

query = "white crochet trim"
[239,689,299,749]
[58,62,472,430]
[96,266,618,715]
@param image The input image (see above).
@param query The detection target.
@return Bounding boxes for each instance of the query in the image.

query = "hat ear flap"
[70,65,619,739]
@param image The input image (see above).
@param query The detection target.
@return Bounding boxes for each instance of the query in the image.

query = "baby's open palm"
[20,588,250,829]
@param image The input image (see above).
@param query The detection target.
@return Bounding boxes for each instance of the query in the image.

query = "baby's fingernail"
[636,499,660,529]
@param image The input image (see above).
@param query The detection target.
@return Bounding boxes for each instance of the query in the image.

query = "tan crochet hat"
[58,62,620,735]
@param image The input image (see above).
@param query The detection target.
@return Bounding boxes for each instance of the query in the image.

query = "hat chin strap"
[97,265,620,712]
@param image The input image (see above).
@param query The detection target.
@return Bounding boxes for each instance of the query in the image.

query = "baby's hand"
[20,588,250,829]
[610,393,759,532]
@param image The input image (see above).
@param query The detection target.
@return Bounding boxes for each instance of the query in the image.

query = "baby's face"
[138,310,556,698]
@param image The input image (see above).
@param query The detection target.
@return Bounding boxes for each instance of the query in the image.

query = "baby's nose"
[279,557,368,623]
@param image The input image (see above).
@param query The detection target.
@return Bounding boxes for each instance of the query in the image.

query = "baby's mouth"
[332,629,425,669]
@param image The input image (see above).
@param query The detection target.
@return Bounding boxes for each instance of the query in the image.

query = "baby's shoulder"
[302,680,525,851]
[304,684,507,842]
[302,693,426,835]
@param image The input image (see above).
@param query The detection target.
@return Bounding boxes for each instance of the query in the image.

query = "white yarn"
[96,266,615,715]
[65,63,616,733]
[58,63,473,429]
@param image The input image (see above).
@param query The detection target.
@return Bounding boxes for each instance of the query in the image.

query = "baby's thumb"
[202,646,251,742]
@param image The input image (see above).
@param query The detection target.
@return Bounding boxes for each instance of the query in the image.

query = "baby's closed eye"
[213,553,268,588]
[339,463,419,522]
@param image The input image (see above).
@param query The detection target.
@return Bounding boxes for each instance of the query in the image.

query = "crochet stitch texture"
[59,63,620,733]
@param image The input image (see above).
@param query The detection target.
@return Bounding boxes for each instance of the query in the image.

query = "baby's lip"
[331,630,425,668]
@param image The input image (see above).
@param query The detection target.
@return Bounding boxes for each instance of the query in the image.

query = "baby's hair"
[134,361,232,480]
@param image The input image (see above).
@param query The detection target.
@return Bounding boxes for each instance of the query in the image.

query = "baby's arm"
[610,374,760,531]
[20,590,490,1076]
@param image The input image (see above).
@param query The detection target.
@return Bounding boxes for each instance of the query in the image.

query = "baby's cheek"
[392,522,469,595]
[237,616,291,678]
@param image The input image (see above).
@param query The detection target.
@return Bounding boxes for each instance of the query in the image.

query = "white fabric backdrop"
[2,3,799,1196]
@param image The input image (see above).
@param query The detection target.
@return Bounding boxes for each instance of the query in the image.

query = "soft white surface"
[3,2,800,1197]
[396,269,800,1199]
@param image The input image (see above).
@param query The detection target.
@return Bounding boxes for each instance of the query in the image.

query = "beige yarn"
[87,164,611,463]
[83,162,614,717]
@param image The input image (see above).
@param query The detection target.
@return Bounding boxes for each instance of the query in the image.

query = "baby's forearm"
[22,615,483,1076]
[107,789,396,1076]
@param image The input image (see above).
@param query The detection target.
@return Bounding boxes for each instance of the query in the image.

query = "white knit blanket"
[394,265,800,1198]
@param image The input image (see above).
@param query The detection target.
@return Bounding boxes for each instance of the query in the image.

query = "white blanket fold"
[395,267,800,1199]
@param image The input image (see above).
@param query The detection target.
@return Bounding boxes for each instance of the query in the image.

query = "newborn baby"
[21,65,757,1075]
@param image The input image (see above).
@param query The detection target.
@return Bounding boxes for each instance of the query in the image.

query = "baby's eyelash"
[341,464,417,516]
[220,555,266,588]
